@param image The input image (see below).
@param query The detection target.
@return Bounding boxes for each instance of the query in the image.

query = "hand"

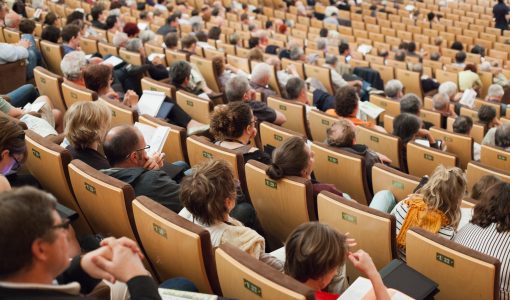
[122,90,138,107]
[348,250,378,279]
[81,246,115,282]
[92,241,149,283]
[417,128,430,139]
[144,152,166,170]
[100,237,144,260]
[376,153,392,164]
[344,232,357,249]
[88,57,104,65]
[18,39,31,48]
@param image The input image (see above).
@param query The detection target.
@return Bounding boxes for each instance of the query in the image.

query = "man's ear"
[31,238,51,263]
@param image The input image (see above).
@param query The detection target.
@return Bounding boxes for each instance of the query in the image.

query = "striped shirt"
[454,223,510,300]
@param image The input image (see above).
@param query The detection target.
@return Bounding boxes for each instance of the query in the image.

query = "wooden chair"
[460,106,480,123]
[396,69,423,98]
[259,122,303,152]
[383,114,394,133]
[474,100,501,118]
[406,142,459,177]
[281,58,305,79]
[304,64,334,95]
[371,63,395,85]
[267,97,310,138]
[140,77,175,98]
[227,54,251,73]
[419,109,442,128]
[138,114,188,163]
[24,131,92,235]
[480,144,510,172]
[119,48,143,66]
[3,28,20,43]
[356,126,403,170]
[369,95,400,117]
[430,127,473,169]
[80,37,99,54]
[372,163,420,202]
[245,160,316,243]
[311,142,372,205]
[165,49,188,66]
[317,191,397,282]
[307,109,339,142]
[40,40,64,75]
[33,67,66,112]
[466,161,510,191]
[97,97,138,127]
[190,55,222,93]
[0,60,27,94]
[435,69,458,84]
[406,227,500,300]
[97,42,119,57]
[61,81,98,108]
[175,90,213,124]
[446,117,485,144]
[132,196,220,294]
[215,243,315,300]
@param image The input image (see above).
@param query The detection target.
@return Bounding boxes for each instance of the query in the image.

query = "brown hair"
[83,64,112,93]
[180,159,236,226]
[0,115,26,159]
[211,56,225,76]
[181,34,197,49]
[266,136,309,180]
[210,102,253,141]
[64,101,112,150]
[469,175,501,201]
[471,182,510,232]
[284,222,347,282]
[248,47,264,62]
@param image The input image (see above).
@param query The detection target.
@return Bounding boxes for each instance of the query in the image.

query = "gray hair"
[60,51,87,80]
[411,63,423,73]
[225,75,250,102]
[125,38,143,52]
[433,92,450,111]
[495,124,510,148]
[430,52,441,61]
[228,33,239,45]
[325,54,338,66]
[488,84,505,97]
[285,77,305,100]
[400,93,422,115]
[290,45,304,61]
[251,63,271,85]
[112,32,129,48]
[316,38,327,50]
[139,30,156,43]
[438,81,458,99]
[4,12,21,29]
[384,80,404,98]
[479,61,492,72]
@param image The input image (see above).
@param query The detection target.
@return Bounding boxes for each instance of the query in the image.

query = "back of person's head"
[488,84,504,98]
[0,115,26,160]
[266,136,309,180]
[470,175,501,201]
[325,54,338,66]
[455,51,466,63]
[432,92,450,112]
[400,93,422,115]
[60,51,87,81]
[427,11,436,21]
[0,187,59,279]
[210,102,252,140]
[398,42,409,51]
[478,105,497,125]
[316,38,327,51]
[384,79,404,99]
[228,33,239,45]
[470,44,485,57]
[41,25,61,43]
[334,85,359,117]
[194,31,207,42]
[64,101,112,150]
[319,28,328,37]
[338,42,349,55]
[225,75,250,102]
[285,77,305,100]
[112,31,129,48]
[289,46,304,61]
[164,32,178,48]
[181,34,197,49]
[471,181,510,232]
[208,26,221,40]
[250,63,271,84]
[19,19,35,34]
[393,113,421,144]
[430,52,441,61]
[248,37,259,49]
[44,12,58,26]
[180,159,235,226]
[407,41,417,53]
[438,81,457,99]
[103,125,140,166]
[411,63,423,74]
[66,11,84,25]
[394,50,406,62]
[265,20,273,29]
[125,38,143,52]
[284,222,347,284]
[167,13,178,25]
[240,13,248,21]
[139,30,156,44]
[123,22,140,37]
[417,165,466,227]
[61,24,80,43]
[326,119,356,147]
[83,64,112,92]
[91,4,104,21]
[452,115,473,134]
[105,15,118,29]
[168,61,191,86]
[495,124,510,148]
[464,63,477,73]
[451,41,464,51]
[248,47,264,62]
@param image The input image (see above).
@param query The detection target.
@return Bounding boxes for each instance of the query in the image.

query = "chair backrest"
[119,48,143,66]
[369,95,401,117]
[3,28,20,43]
[245,160,316,243]
[40,40,64,75]
[435,69,458,84]
[446,117,485,144]
[480,144,510,172]
[466,161,510,191]
[132,196,220,294]
[80,37,99,54]
[383,114,394,133]
[430,127,473,169]
[190,55,222,93]
[460,106,480,123]
[307,109,339,142]
[267,97,310,138]
[97,97,138,127]
[372,163,420,202]
[311,142,372,205]
[474,100,501,118]
[61,81,98,108]
[175,90,213,124]
[97,42,119,57]
[304,64,334,95]
[24,131,92,235]
[419,109,442,128]
[259,121,303,152]
[0,59,27,94]
[355,126,403,169]
[281,58,305,79]
[138,114,188,163]
[227,54,251,73]
[371,63,395,85]
[406,142,459,177]
[140,77,175,98]
[165,49,189,65]
[406,227,500,300]
[396,69,423,98]
[33,67,66,112]
[215,243,315,300]
[317,191,397,282]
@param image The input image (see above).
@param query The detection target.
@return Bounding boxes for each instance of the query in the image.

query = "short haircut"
[19,19,36,34]
[266,136,309,180]
[319,28,328,37]
[289,46,304,61]
[195,31,207,42]
[285,222,347,283]
[384,79,403,99]
[66,11,84,25]
[393,113,421,144]
[438,81,457,99]
[495,124,510,148]
[471,182,510,232]
[122,22,139,37]
[407,41,417,53]
[166,14,178,24]
[105,15,118,30]
[479,61,492,72]
[164,32,179,48]
[248,47,264,61]
[181,34,197,49]
[316,38,327,50]
[478,105,497,124]
[338,42,349,55]
[225,75,250,102]
[334,85,359,117]
[451,41,464,51]
[0,187,57,278]
[83,64,112,93]
[455,51,466,63]
[488,84,504,97]
[61,24,80,43]
[470,175,501,201]
[60,51,87,80]
[91,4,104,21]
[285,77,305,100]
[240,13,248,21]
[325,54,338,66]
[430,52,441,61]
[168,61,191,87]
[326,119,356,147]
[394,50,406,61]
[44,12,58,26]
[112,31,129,48]
[411,63,423,73]
[208,26,221,40]
[228,33,239,45]
[452,115,473,134]
[250,63,271,84]
[432,92,450,111]
[471,44,485,57]
[103,125,141,166]
[400,93,422,115]
[41,25,61,43]
[126,38,143,52]
[248,37,259,49]
[0,115,26,157]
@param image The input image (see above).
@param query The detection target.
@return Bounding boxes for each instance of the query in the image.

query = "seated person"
[469,175,501,201]
[225,75,286,125]
[452,51,467,69]
[179,159,283,270]
[210,102,270,163]
[458,64,482,93]
[400,93,433,129]
[102,125,181,212]
[495,123,510,151]
[0,39,35,79]
[91,4,108,29]
[41,24,61,43]
[1,84,39,108]
[164,32,179,50]
[485,84,507,116]
[478,105,501,133]
[411,63,439,94]
[19,19,43,78]
[438,81,463,103]
[123,22,140,38]
[211,56,248,90]
[168,60,213,97]
[61,24,81,55]
[249,63,277,100]
[0,116,26,182]
[452,115,481,161]
[323,55,362,91]
[433,92,458,128]
[384,80,404,101]
[285,77,335,112]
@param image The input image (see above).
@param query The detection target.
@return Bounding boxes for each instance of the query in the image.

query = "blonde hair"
[416,165,466,227]
[64,101,112,150]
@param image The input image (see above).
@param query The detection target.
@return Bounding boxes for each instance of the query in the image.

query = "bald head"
[103,125,143,166]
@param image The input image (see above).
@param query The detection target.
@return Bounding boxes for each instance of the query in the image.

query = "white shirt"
[0,43,28,64]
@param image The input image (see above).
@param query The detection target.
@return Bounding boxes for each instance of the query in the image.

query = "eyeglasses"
[10,154,21,171]
[51,219,71,230]
[125,145,150,159]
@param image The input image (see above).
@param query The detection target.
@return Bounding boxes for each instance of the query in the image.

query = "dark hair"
[407,41,417,53]
[470,175,501,201]
[395,50,406,62]
[285,77,305,100]
[451,41,464,51]
[471,182,510,232]
[19,19,35,34]
[0,187,57,279]
[194,31,207,42]
[91,4,104,21]
[398,42,409,50]
[103,125,140,166]
[334,86,359,117]
[168,61,191,87]
[400,93,422,115]
[0,116,26,159]
[210,102,252,140]
[66,11,84,25]
[240,13,248,21]
[470,45,485,57]
[164,32,179,48]
[452,115,473,134]
[83,64,112,93]
[41,25,61,43]
[393,113,421,144]
[248,37,259,49]
[478,105,496,125]
[191,9,199,16]
[320,28,328,37]
[61,24,80,43]
[284,222,347,283]
[181,34,197,49]
[427,11,436,22]
[455,51,466,63]
[44,12,58,26]
[338,42,349,55]
[167,14,178,24]
[208,26,221,40]
[266,136,309,180]
[265,20,273,29]
[106,15,118,30]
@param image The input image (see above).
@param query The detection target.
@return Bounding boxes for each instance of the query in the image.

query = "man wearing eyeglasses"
[102,125,182,213]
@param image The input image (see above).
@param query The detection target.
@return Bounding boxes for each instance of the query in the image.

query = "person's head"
[316,38,327,51]
[248,47,264,62]
[464,63,477,73]
[398,42,409,51]
[164,32,178,49]
[123,22,139,37]
[228,33,239,45]
[0,116,26,175]
[285,77,309,105]
[44,12,58,26]
[400,93,422,115]
[284,222,347,290]
[384,80,404,100]
[91,4,106,22]
[393,113,421,144]
[19,18,35,34]
[106,15,120,31]
[427,11,436,22]
[455,51,466,64]
[334,85,359,117]
[168,61,192,87]
[112,31,129,48]
[411,63,423,75]
[210,102,256,142]
[325,54,338,67]
[139,30,156,44]
[471,181,510,232]
[438,81,458,100]
[452,115,473,135]
[248,36,259,49]
[181,34,197,52]
[495,124,510,148]
[470,44,485,57]
[0,187,72,281]
[478,105,497,127]
[41,25,60,43]
[470,175,501,201]
[61,24,81,48]
[60,51,87,81]
[195,31,208,42]
[487,84,504,101]
[430,52,441,61]
[225,75,255,102]
[66,10,84,25]
[289,45,305,61]
[103,125,148,167]
[432,92,451,114]
[250,63,271,86]
[240,13,248,24]
[417,165,466,227]
[479,61,492,72]
[64,101,112,151]
[208,26,221,40]
[267,136,313,179]
[338,42,350,56]
[319,28,328,38]
[83,64,112,94]
[326,119,356,147]
[394,50,406,62]
[5,11,21,29]
[451,41,464,51]
[407,41,417,53]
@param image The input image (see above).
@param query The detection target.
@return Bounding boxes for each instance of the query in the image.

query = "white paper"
[415,138,430,147]
[457,207,473,230]
[148,53,165,62]
[20,114,57,137]
[85,54,93,60]
[137,23,148,31]
[159,288,218,300]
[359,101,385,119]
[357,44,373,55]
[134,122,169,155]
[459,89,477,109]
[34,8,42,18]
[137,90,166,117]
[102,56,124,67]
[23,101,45,113]
[338,277,373,300]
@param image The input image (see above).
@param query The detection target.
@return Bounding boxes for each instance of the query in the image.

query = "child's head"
[470,175,501,201]
[19,19,36,34]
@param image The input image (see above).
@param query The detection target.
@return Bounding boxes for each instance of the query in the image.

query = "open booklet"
[159,288,218,300]
[339,277,413,300]
[137,90,167,117]
[134,122,170,156]
[22,101,46,113]
[358,101,385,120]
[459,89,477,109]
[19,114,57,137]
[102,56,124,67]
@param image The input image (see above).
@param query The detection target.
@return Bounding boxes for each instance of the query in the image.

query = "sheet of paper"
[459,89,477,109]
[102,56,124,67]
[34,8,42,18]
[415,138,431,147]
[134,122,156,146]
[148,52,165,62]
[137,23,148,31]
[457,207,473,230]
[338,277,372,300]
[23,101,46,113]
[159,288,218,300]
[359,101,385,119]
[137,90,166,117]
[134,122,169,156]
[357,44,373,55]
[20,114,57,137]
